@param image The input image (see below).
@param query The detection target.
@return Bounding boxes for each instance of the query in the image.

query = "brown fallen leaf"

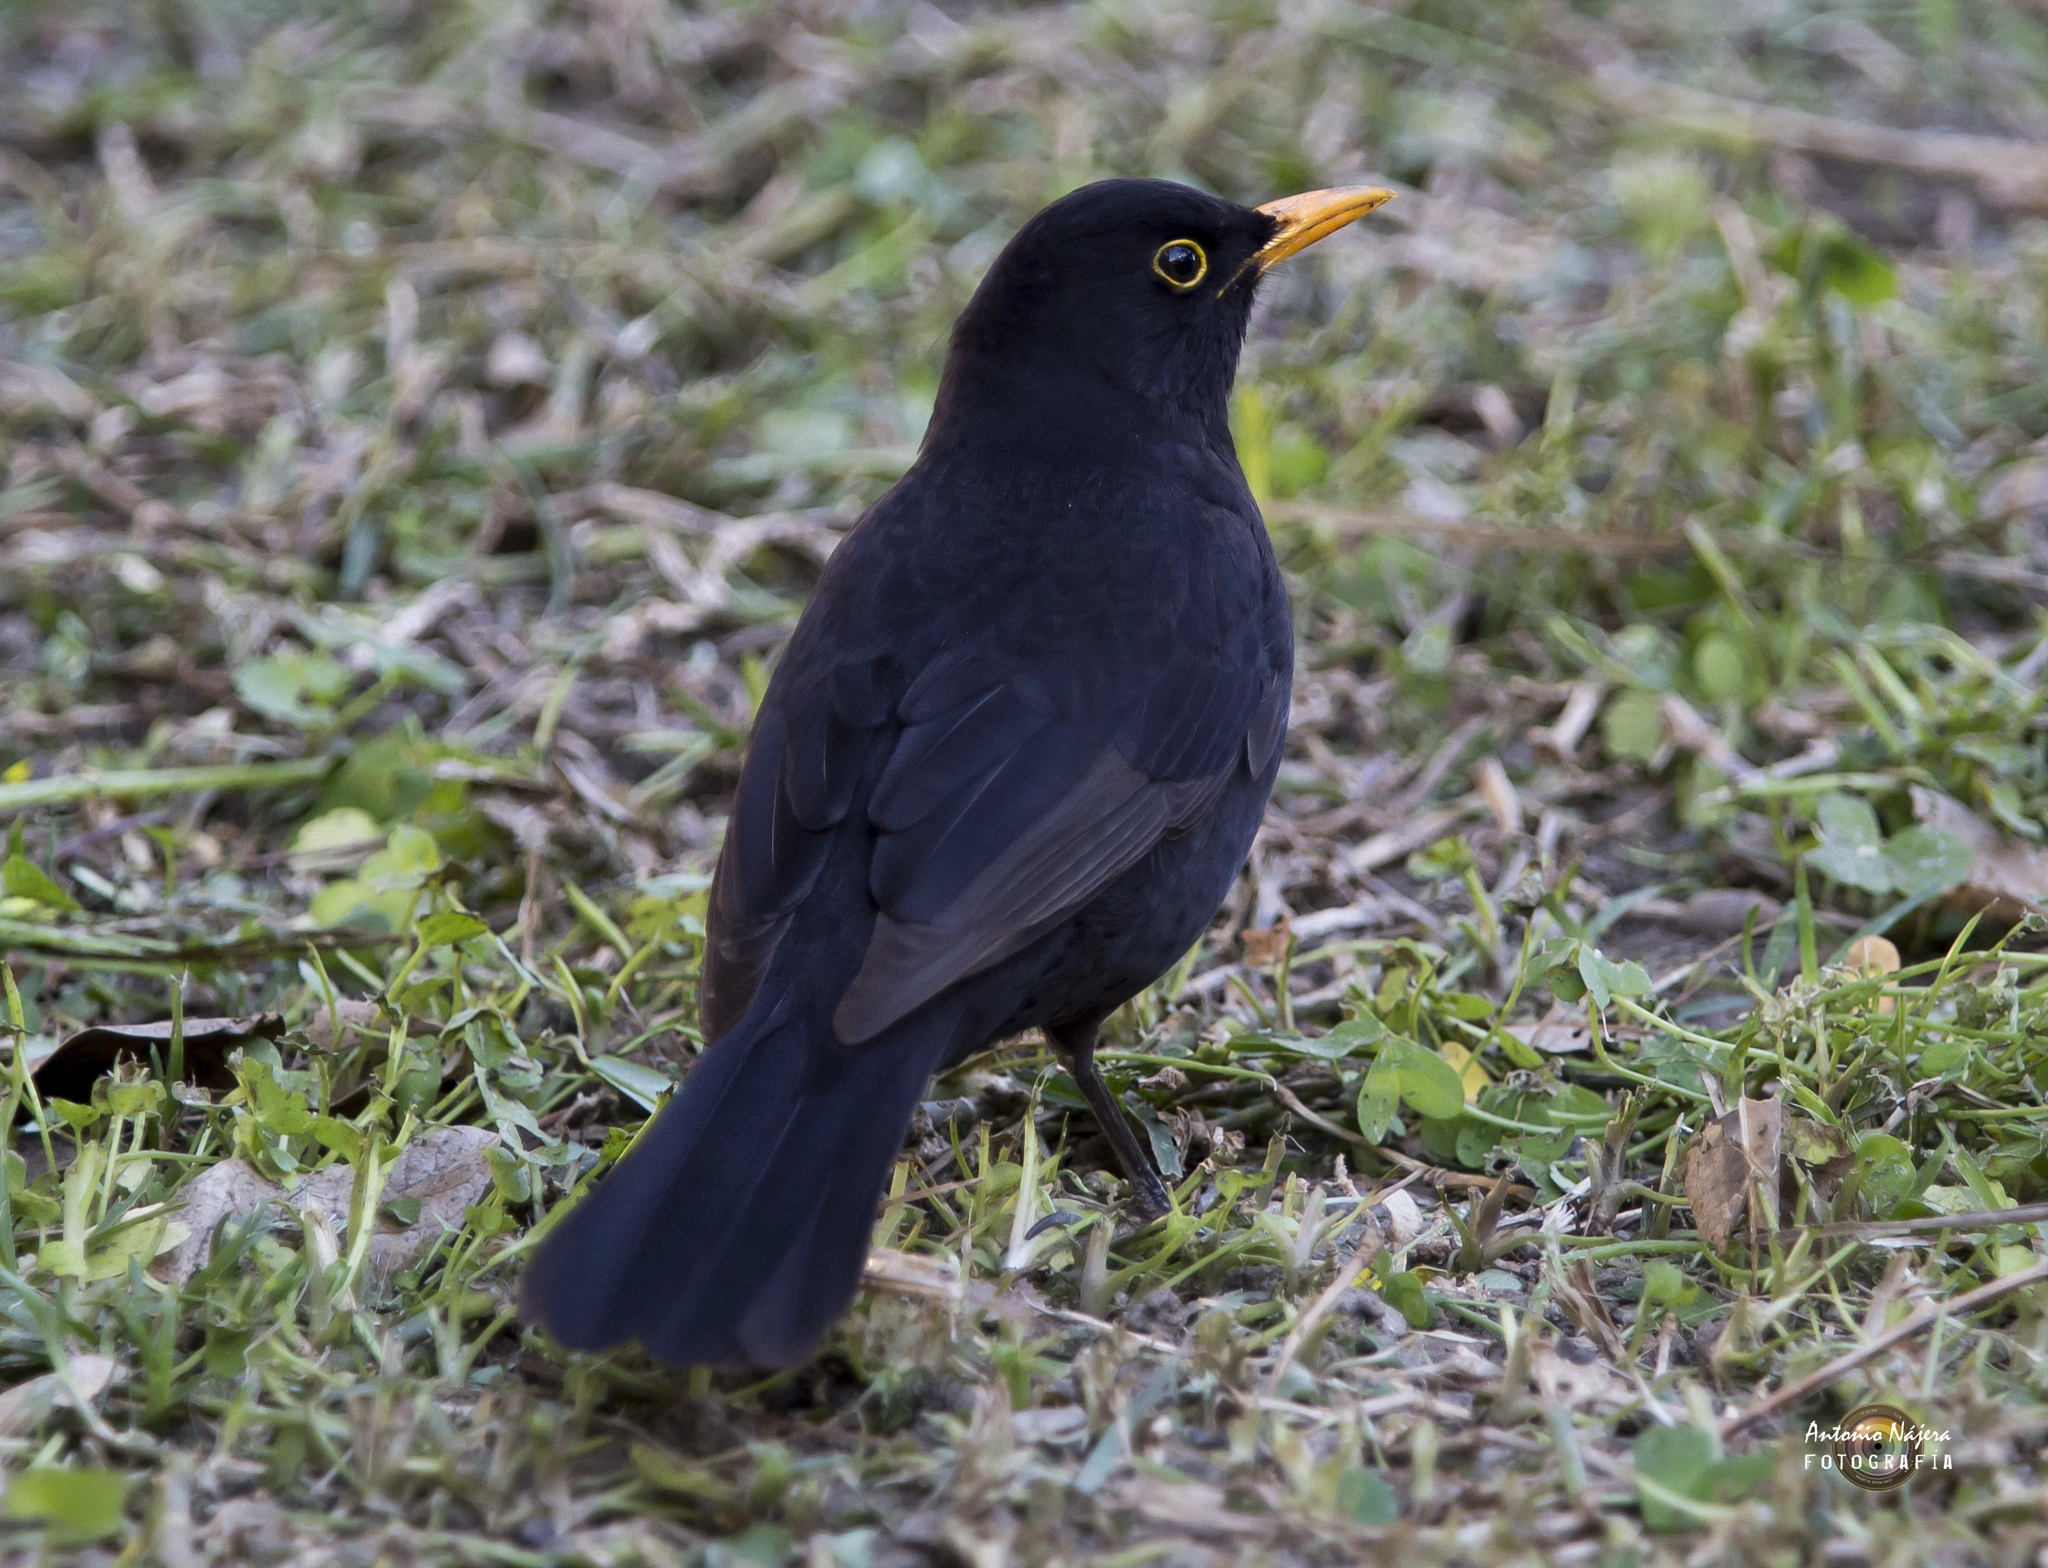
[1505,1007,1591,1054]
[0,1355,120,1437]
[1911,786,2048,924]
[33,1014,285,1102]
[1240,918,1292,968]
[295,1125,497,1281]
[302,998,385,1053]
[1549,1259,1625,1361]
[154,1128,498,1286]
[1683,1096,1785,1252]
[152,1159,288,1286]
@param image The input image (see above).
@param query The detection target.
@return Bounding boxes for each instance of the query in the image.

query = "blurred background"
[4,0,2048,1558]
[2,0,2044,922]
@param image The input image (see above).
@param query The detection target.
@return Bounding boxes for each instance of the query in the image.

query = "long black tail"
[520,994,955,1366]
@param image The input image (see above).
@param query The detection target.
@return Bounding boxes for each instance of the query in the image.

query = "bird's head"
[926,177,1393,460]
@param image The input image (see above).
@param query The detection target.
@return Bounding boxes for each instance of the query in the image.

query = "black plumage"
[521,176,1391,1367]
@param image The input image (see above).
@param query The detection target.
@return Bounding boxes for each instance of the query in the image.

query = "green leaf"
[2,835,79,913]
[1633,1423,1715,1532]
[235,651,352,729]
[3,1467,129,1544]
[290,807,383,855]
[1807,792,1890,894]
[1380,1270,1432,1329]
[485,1145,532,1203]
[1545,1083,1616,1129]
[236,656,322,725]
[1853,1133,1918,1214]
[48,1098,102,1133]
[1130,1097,1184,1180]
[1577,947,1650,1012]
[1455,1115,1505,1167]
[1439,990,1496,1021]
[1704,1449,1776,1502]
[1811,227,1896,305]
[1545,963,1588,1004]
[1365,1038,1465,1122]
[1642,1260,1695,1307]
[1355,1083,1397,1145]
[589,1055,673,1114]
[1406,835,1475,881]
[417,911,488,949]
[1416,1113,1466,1166]
[364,824,441,884]
[1691,633,1749,702]
[242,1060,314,1137]
[1601,689,1666,764]
[1919,1037,1969,1078]
[1335,1465,1399,1525]
[310,1116,362,1162]
[1882,826,1971,897]
[1290,1015,1385,1061]
[105,1081,165,1117]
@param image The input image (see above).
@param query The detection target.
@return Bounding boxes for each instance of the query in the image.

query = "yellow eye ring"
[1151,239,1208,292]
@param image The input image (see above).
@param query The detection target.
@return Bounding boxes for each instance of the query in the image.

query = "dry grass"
[5,0,2048,1563]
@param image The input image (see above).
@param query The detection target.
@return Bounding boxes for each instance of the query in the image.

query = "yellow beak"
[1250,185,1397,271]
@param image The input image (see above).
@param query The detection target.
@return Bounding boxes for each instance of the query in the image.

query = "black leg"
[1048,1019,1171,1221]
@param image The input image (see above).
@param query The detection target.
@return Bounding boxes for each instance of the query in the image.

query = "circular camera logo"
[1805,1403,1947,1491]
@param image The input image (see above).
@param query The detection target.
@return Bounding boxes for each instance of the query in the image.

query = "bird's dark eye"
[1152,239,1208,292]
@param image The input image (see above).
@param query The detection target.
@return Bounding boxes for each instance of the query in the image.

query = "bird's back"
[699,432,1290,1045]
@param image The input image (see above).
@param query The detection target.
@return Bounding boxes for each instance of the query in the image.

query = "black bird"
[521,177,1393,1367]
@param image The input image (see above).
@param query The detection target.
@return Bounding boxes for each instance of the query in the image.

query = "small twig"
[1720,1259,2048,1440]
[1272,1081,1372,1149]
[1775,1202,2048,1244]
[1259,1225,1383,1400]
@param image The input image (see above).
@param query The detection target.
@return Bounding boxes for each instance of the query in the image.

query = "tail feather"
[521,996,953,1366]
[732,1042,948,1364]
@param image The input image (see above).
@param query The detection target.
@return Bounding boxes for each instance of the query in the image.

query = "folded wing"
[703,643,1286,1046]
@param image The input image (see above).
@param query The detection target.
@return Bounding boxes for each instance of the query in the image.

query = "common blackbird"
[522,177,1393,1366]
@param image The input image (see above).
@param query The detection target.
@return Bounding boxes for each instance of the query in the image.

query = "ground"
[4,0,2048,1563]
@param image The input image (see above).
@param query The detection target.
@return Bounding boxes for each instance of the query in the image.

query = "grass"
[4,0,2048,1561]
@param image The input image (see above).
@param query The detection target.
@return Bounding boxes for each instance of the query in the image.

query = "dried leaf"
[1912,786,2048,923]
[293,1125,497,1281]
[1550,1260,1625,1360]
[153,1159,286,1286]
[0,1356,119,1437]
[156,1130,496,1285]
[1683,1097,1785,1251]
[1504,1008,1592,1054]
[302,998,385,1053]
[1240,918,1292,968]
[34,1014,285,1102]
[1738,1096,1783,1234]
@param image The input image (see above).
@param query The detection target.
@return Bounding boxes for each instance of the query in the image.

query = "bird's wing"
[830,646,1287,1043]
[702,637,1287,1049]
[699,656,894,1043]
